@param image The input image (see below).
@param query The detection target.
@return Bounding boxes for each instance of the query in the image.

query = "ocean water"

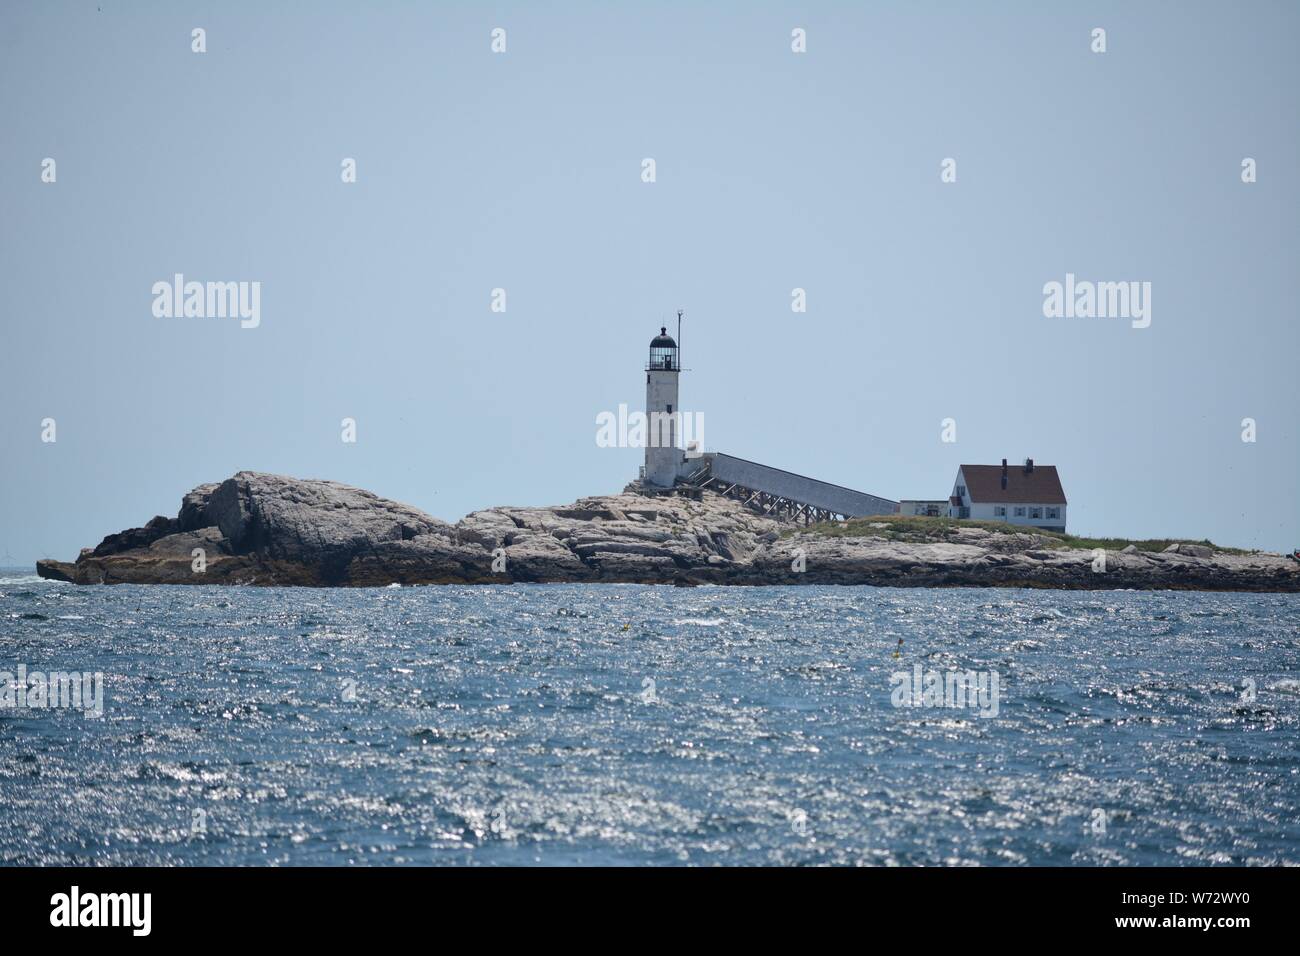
[2,570,1298,866]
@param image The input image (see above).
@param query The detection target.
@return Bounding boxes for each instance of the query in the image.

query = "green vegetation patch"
[786,513,1248,554]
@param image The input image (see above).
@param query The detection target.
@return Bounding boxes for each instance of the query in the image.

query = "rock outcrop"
[34,472,1300,591]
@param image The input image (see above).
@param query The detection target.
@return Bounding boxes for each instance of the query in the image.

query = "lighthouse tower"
[643,323,682,488]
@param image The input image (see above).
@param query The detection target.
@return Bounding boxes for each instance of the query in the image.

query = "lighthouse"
[643,322,683,488]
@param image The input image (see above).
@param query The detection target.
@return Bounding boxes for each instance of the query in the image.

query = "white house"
[948,459,1067,532]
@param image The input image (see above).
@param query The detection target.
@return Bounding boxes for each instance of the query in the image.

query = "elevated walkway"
[681,452,897,524]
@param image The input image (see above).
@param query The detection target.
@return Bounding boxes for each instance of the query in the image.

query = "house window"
[1046,507,1060,520]
[1030,507,1042,519]
[994,506,1006,517]
[956,485,966,497]
[1014,506,1026,517]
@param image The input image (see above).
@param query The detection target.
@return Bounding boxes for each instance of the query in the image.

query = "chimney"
[1001,459,1007,490]
[1024,458,1034,474]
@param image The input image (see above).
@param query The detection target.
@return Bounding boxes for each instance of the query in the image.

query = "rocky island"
[34,471,1300,591]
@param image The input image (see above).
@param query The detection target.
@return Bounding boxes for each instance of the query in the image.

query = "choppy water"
[2,570,1298,866]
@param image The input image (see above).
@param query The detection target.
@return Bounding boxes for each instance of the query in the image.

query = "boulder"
[1163,542,1215,558]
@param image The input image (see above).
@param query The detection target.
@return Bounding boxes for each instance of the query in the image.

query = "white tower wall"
[644,367,681,487]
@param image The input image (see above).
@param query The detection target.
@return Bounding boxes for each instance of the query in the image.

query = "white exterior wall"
[644,368,682,487]
[948,469,969,518]
[982,502,1067,531]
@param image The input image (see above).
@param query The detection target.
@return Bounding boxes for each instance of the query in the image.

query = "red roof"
[960,464,1067,505]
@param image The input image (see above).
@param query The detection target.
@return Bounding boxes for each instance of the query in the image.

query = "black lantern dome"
[648,327,679,371]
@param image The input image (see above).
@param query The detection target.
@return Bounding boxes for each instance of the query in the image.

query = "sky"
[1,0,1297,565]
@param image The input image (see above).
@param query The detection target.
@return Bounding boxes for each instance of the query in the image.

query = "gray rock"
[1163,542,1215,558]
[34,472,1300,592]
